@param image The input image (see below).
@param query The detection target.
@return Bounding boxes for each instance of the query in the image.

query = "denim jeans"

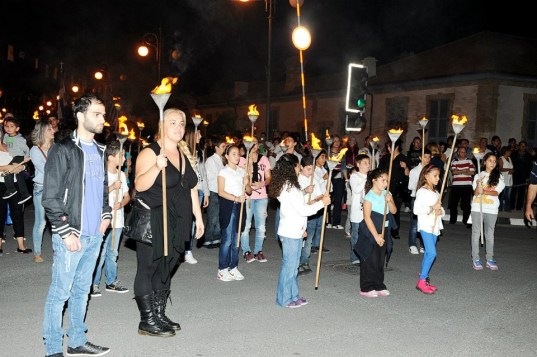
[32,183,46,256]
[188,190,204,251]
[408,198,421,248]
[274,205,280,241]
[499,186,512,211]
[419,230,438,279]
[276,236,302,307]
[350,222,360,263]
[240,198,268,255]
[205,191,221,245]
[43,233,103,356]
[93,227,123,286]
[300,215,322,266]
[219,203,240,270]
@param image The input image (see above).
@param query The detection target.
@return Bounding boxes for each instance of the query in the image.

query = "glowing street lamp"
[137,29,162,81]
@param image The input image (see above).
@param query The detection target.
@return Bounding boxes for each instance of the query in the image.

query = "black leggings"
[134,242,180,296]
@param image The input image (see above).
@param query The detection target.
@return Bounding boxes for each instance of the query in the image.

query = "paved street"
[1,205,536,357]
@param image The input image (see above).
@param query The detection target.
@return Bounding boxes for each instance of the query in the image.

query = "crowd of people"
[2,94,537,356]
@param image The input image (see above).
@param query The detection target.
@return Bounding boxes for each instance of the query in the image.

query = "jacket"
[355,211,397,262]
[42,130,112,239]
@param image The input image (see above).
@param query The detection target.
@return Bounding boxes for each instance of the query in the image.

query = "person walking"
[270,153,330,308]
[348,154,370,264]
[91,140,130,297]
[29,119,55,263]
[470,153,504,271]
[204,135,226,248]
[498,146,513,211]
[413,164,445,294]
[448,146,475,225]
[42,94,112,356]
[407,149,431,254]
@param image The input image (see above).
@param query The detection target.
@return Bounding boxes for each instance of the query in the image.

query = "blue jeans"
[205,191,221,245]
[499,186,512,211]
[274,205,280,241]
[43,233,103,356]
[419,230,438,280]
[188,190,204,251]
[301,214,322,265]
[219,204,240,270]
[350,222,360,263]
[276,237,302,307]
[93,227,123,286]
[32,183,46,256]
[240,198,268,255]
[408,198,422,248]
[310,212,324,249]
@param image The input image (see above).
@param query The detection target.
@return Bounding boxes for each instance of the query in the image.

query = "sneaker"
[285,300,302,309]
[310,247,319,254]
[344,232,351,238]
[376,289,390,296]
[244,251,255,263]
[322,247,330,253]
[90,285,102,297]
[34,255,44,263]
[326,224,333,229]
[473,259,484,271]
[255,251,267,262]
[297,297,308,306]
[66,341,110,356]
[184,251,198,264]
[18,195,32,205]
[486,259,499,271]
[334,225,344,230]
[229,267,245,281]
[217,269,234,282]
[351,259,360,265]
[359,290,379,298]
[2,190,17,199]
[419,247,425,254]
[409,246,419,255]
[105,280,129,293]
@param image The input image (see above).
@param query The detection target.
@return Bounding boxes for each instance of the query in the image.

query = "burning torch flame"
[373,136,380,142]
[118,115,129,135]
[451,115,468,125]
[325,129,331,139]
[151,77,178,94]
[311,133,322,150]
[243,135,254,142]
[225,136,235,144]
[128,129,136,140]
[194,114,201,119]
[136,122,145,130]
[421,116,428,121]
[33,111,39,119]
[247,105,259,116]
[388,128,404,134]
[472,147,479,154]
[329,148,348,162]
[104,122,110,127]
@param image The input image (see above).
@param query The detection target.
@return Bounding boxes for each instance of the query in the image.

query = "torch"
[236,135,255,248]
[192,114,203,134]
[308,133,322,204]
[432,115,467,231]
[315,147,348,290]
[150,77,177,256]
[473,147,485,246]
[380,128,404,238]
[325,130,333,155]
[370,136,379,170]
[248,104,259,138]
[137,121,145,151]
[111,123,129,249]
[418,116,429,160]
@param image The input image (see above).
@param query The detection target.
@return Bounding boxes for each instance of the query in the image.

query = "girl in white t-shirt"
[217,145,252,282]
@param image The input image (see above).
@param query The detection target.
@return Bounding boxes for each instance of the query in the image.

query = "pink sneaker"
[359,290,379,298]
[376,289,390,296]
[426,278,438,292]
[416,279,435,294]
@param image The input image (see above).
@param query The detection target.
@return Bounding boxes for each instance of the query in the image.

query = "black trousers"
[448,185,473,224]
[0,183,25,237]
[360,241,387,292]
[134,241,181,296]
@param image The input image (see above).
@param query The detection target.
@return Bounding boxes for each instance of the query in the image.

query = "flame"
[373,136,380,142]
[420,116,428,121]
[118,115,129,135]
[472,147,479,154]
[329,148,348,162]
[151,77,178,94]
[325,129,331,139]
[194,114,202,119]
[243,135,254,142]
[128,129,136,140]
[451,114,468,125]
[33,111,39,119]
[311,133,322,150]
[203,120,209,125]
[136,122,145,129]
[104,122,110,127]
[141,139,150,147]
[389,128,404,134]
[248,104,259,116]
[225,136,235,144]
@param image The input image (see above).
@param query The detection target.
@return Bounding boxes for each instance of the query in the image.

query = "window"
[385,97,409,130]
[524,99,537,148]
[426,95,454,144]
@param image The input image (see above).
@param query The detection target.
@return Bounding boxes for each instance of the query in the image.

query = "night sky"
[1,0,536,122]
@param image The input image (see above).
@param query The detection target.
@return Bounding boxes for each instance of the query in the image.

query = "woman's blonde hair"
[31,119,53,147]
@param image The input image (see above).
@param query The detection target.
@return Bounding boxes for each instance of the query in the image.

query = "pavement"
[1,203,537,357]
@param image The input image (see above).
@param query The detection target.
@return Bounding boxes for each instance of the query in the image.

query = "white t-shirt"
[349,171,367,223]
[413,187,445,235]
[108,170,129,228]
[218,165,245,197]
[471,171,505,214]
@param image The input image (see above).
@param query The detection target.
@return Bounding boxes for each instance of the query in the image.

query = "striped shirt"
[450,159,475,186]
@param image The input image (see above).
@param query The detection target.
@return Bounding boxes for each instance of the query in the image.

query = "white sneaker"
[419,247,425,254]
[184,251,198,264]
[334,225,344,230]
[217,269,234,282]
[409,246,419,255]
[326,224,333,229]
[229,267,244,281]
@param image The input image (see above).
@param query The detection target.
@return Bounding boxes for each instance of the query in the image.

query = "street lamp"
[235,0,273,139]
[137,28,162,80]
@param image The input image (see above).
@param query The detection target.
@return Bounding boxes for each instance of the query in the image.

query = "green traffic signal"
[357,97,366,109]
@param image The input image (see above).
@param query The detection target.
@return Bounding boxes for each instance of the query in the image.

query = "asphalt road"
[1,206,536,357]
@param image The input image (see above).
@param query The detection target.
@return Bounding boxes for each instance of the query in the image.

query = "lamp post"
[137,28,162,80]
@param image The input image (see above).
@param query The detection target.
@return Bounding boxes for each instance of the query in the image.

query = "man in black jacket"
[42,94,112,357]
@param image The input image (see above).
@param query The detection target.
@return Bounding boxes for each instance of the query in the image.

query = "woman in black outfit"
[133,108,204,337]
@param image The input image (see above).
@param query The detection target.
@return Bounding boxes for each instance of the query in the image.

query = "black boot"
[153,290,181,331]
[134,294,175,337]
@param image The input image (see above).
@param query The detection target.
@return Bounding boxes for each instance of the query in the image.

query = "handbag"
[123,200,152,246]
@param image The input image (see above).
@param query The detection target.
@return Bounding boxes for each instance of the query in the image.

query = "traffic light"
[345,63,368,114]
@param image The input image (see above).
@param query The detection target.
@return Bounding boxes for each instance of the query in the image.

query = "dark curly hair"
[364,168,388,194]
[268,154,300,198]
[482,152,501,187]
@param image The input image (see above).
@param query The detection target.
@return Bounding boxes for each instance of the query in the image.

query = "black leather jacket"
[42,130,112,239]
